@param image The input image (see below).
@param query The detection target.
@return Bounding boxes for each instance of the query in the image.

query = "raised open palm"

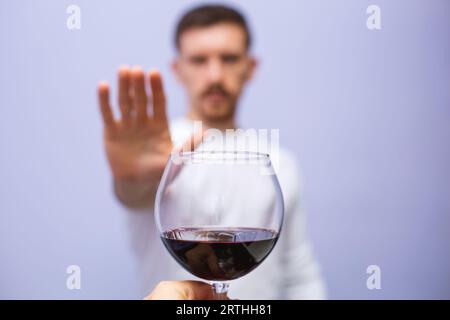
[97,66,201,205]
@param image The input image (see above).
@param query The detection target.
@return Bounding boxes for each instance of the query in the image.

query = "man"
[97,4,325,299]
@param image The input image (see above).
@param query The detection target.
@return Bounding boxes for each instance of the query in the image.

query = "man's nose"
[205,60,224,83]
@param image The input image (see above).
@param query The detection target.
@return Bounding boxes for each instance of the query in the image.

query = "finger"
[149,69,167,122]
[178,128,206,153]
[169,129,206,182]
[179,280,229,300]
[145,281,185,300]
[118,66,132,123]
[98,81,115,129]
[145,281,224,300]
[131,66,148,123]
[180,281,219,300]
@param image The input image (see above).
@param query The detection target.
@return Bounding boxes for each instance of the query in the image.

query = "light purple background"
[1,0,449,299]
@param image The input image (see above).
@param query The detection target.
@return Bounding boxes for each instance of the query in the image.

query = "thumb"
[175,127,207,154]
[167,128,206,181]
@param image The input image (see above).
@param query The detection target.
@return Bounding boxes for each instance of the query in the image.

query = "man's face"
[173,23,256,123]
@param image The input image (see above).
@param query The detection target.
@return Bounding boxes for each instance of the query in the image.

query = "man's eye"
[222,55,240,64]
[189,56,207,65]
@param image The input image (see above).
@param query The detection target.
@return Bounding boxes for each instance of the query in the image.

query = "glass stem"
[211,282,229,300]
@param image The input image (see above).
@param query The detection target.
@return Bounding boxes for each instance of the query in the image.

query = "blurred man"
[98,4,325,299]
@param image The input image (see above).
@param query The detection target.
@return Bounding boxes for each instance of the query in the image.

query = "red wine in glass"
[155,151,284,298]
[161,227,279,281]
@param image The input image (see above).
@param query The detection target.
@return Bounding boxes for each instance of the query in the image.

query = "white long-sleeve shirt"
[124,117,326,299]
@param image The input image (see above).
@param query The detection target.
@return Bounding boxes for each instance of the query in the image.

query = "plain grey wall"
[1,0,449,299]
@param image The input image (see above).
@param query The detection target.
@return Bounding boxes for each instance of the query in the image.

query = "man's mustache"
[201,84,230,98]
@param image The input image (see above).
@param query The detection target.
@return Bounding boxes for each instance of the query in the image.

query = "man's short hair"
[174,4,252,51]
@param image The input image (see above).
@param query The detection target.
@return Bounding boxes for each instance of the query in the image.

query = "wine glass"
[154,151,284,299]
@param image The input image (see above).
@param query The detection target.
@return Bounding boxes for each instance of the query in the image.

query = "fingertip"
[98,81,109,91]
[149,68,161,79]
[118,64,130,72]
[118,67,131,80]
[149,70,164,90]
[132,65,144,74]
